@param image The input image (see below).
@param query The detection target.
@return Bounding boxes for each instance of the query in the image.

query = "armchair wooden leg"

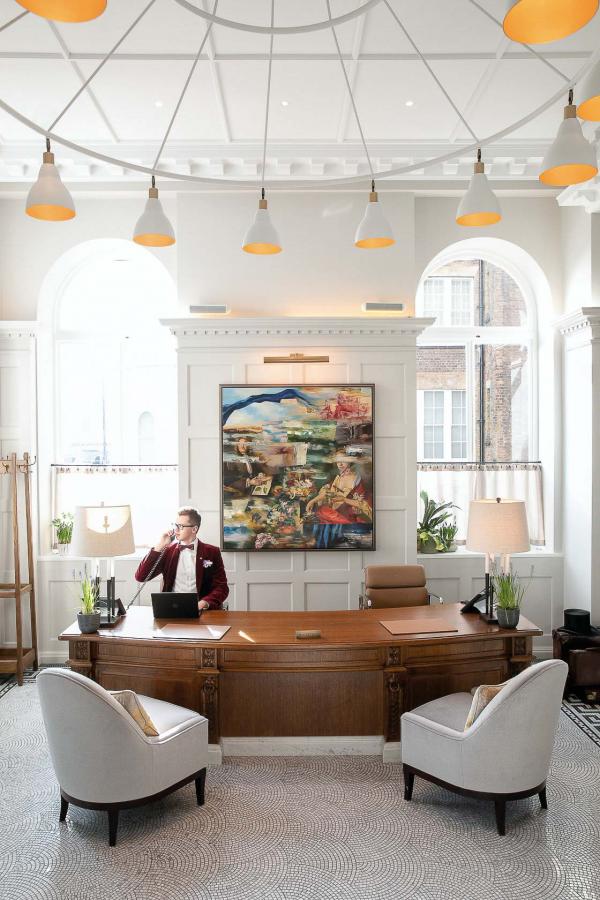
[195,768,207,806]
[539,787,548,810]
[494,799,506,835]
[403,766,415,801]
[59,797,69,822]
[108,809,119,847]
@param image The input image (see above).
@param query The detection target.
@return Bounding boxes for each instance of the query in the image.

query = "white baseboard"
[383,741,402,763]
[39,652,69,664]
[220,736,385,757]
[208,744,223,765]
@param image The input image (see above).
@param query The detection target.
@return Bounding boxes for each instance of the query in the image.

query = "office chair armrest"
[428,592,444,605]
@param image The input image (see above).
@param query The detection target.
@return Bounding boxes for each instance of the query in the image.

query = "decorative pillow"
[109,690,159,736]
[464,680,509,730]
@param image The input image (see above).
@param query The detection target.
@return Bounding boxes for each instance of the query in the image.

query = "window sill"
[417,547,561,560]
[38,551,149,563]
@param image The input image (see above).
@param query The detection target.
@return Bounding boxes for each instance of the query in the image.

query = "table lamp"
[466,498,529,622]
[71,504,135,624]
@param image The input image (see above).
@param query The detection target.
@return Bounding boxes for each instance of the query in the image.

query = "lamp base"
[479,610,498,624]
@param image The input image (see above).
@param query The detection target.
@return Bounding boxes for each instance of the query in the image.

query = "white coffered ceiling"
[0,0,599,188]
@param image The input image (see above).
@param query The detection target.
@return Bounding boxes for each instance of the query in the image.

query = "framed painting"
[220,385,375,551]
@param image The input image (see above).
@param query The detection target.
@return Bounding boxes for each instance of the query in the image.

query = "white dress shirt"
[172,538,198,594]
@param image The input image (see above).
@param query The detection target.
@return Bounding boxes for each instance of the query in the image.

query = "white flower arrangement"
[202,559,213,568]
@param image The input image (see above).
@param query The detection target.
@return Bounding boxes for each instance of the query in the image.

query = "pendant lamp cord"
[467,0,570,84]
[0,11,28,34]
[153,0,219,172]
[47,0,159,132]
[383,0,479,143]
[326,0,374,179]
[260,0,275,192]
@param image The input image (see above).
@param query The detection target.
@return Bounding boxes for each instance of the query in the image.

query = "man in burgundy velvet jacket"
[134,506,229,611]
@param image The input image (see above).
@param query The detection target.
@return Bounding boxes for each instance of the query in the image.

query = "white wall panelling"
[165,317,431,615]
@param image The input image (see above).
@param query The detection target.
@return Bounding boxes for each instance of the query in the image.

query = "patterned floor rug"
[1,681,599,900]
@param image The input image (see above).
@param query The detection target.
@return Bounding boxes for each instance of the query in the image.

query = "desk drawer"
[222,647,382,670]
[401,638,505,666]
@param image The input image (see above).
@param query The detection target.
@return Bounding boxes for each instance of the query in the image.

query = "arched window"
[416,250,544,545]
[40,239,178,549]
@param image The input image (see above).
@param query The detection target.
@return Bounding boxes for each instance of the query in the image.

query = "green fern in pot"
[417,491,459,553]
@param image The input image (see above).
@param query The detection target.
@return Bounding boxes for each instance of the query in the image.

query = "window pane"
[417,349,468,461]
[475,345,529,462]
[451,390,467,458]
[450,278,473,326]
[423,278,445,323]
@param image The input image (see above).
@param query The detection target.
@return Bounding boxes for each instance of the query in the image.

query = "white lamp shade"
[456,172,502,227]
[71,505,135,558]
[354,198,395,249]
[503,0,599,44]
[578,58,600,121]
[466,499,530,555]
[242,206,282,254]
[26,161,75,221]
[539,114,598,186]
[133,196,175,247]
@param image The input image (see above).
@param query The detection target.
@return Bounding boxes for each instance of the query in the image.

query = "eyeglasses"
[172,522,194,531]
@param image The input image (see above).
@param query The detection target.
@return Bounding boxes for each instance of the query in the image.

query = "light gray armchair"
[38,669,209,846]
[401,659,568,834]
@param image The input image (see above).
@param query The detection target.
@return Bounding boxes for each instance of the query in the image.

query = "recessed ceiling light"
[281,100,289,107]
[154,100,163,108]
[405,100,414,107]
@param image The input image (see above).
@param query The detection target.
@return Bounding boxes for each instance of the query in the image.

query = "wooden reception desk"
[60,604,541,757]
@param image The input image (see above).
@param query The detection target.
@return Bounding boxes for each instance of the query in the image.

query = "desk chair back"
[364,565,429,608]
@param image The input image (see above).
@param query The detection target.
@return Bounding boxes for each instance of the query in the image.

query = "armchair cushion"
[465,680,508,730]
[109,690,159,736]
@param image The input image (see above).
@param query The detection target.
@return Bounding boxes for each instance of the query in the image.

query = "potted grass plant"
[77,571,101,634]
[52,511,73,554]
[492,570,526,629]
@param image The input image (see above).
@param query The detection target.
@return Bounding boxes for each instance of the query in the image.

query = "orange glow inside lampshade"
[355,236,395,249]
[539,163,598,186]
[242,242,282,254]
[16,0,107,22]
[578,96,600,122]
[133,233,176,247]
[456,211,502,227]
[26,203,75,221]
[503,0,599,44]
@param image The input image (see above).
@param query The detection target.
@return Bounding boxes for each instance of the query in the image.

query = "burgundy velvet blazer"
[134,541,229,610]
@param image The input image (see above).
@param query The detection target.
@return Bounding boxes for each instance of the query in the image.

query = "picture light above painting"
[220,385,375,552]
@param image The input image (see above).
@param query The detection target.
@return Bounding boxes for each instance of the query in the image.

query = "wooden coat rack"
[0,452,38,685]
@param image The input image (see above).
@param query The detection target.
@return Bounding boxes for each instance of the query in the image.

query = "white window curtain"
[417,463,544,546]
[52,465,178,550]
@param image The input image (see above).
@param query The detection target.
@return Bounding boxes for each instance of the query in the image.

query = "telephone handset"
[460,590,487,614]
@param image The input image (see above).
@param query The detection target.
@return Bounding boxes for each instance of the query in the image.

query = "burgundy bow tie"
[179,543,195,550]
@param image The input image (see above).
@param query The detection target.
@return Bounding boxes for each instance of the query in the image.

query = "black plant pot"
[496,607,520,629]
[77,612,101,634]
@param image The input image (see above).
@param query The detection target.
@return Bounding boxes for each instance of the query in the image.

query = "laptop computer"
[151,592,199,619]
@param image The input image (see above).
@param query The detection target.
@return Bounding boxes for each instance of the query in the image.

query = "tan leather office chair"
[360,564,439,609]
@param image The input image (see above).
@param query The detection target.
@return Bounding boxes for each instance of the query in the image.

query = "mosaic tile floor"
[0,681,599,900]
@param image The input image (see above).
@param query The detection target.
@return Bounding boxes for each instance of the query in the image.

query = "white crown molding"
[0,321,38,340]
[161,315,434,347]
[555,307,600,340]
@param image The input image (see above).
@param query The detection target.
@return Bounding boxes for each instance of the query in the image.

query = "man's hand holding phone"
[154,529,175,552]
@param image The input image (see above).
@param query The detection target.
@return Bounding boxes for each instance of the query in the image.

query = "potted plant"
[492,570,526,629]
[52,512,74,554]
[417,491,459,553]
[77,571,101,634]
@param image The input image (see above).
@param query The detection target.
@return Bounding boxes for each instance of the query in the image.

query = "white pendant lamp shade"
[354,182,395,249]
[503,0,599,44]
[133,178,175,247]
[539,94,598,186]
[578,59,600,121]
[242,191,282,255]
[16,0,107,22]
[456,151,501,227]
[25,141,75,222]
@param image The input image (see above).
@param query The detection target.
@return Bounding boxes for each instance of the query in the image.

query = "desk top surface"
[60,604,542,649]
